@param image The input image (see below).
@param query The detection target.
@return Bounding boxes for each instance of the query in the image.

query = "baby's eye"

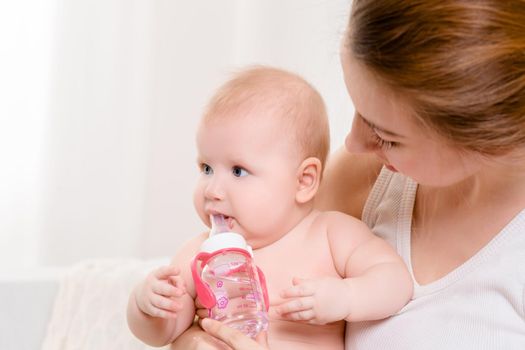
[232,166,248,177]
[200,163,213,175]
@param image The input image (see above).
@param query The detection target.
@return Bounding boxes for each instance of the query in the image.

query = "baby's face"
[193,113,302,248]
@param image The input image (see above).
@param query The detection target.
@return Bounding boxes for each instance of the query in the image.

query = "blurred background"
[0,0,354,271]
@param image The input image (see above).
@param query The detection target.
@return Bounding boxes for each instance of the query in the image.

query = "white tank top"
[346,167,525,350]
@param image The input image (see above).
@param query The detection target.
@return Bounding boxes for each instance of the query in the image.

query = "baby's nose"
[204,178,225,200]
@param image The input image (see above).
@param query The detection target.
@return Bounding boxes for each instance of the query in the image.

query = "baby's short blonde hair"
[202,66,330,169]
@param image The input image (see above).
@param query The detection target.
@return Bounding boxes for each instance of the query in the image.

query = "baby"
[127,66,413,349]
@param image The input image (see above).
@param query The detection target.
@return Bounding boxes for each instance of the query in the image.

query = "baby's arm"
[127,234,207,346]
[277,212,413,324]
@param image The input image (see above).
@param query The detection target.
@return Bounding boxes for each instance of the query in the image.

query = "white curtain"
[1,0,353,269]
[0,0,57,269]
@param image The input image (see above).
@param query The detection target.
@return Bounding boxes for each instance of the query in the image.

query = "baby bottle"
[191,215,269,338]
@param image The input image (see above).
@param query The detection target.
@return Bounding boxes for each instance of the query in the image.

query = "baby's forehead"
[198,112,304,164]
[204,95,293,127]
[203,108,290,138]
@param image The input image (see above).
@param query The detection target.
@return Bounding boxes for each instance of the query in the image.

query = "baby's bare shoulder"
[314,211,375,250]
[316,210,370,232]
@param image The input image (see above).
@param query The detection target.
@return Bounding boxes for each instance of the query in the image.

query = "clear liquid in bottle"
[200,215,269,338]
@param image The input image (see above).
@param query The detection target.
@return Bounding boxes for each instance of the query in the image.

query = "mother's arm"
[315,147,382,219]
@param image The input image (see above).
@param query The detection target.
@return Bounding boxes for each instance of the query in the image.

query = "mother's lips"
[385,164,398,172]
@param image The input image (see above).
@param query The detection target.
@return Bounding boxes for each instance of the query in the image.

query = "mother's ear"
[295,157,322,204]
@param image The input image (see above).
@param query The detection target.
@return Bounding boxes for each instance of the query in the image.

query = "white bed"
[0,267,61,350]
[0,258,170,350]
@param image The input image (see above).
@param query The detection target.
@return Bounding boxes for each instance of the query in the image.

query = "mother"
[174,1,525,348]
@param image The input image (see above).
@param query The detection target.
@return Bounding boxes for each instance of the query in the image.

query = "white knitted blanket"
[41,258,171,350]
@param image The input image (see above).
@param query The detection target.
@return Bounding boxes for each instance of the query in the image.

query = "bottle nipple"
[201,214,251,255]
[210,214,229,236]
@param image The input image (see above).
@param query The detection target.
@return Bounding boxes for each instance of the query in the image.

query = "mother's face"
[340,46,483,187]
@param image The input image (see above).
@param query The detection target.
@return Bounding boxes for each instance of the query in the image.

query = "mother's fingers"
[200,318,269,350]
[194,297,209,319]
[195,297,204,309]
[196,307,209,319]
[254,331,269,347]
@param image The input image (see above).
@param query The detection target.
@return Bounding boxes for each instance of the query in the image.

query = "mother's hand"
[169,322,228,350]
[200,318,270,350]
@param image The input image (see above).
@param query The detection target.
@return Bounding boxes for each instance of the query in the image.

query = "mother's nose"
[345,115,376,154]
[345,115,374,153]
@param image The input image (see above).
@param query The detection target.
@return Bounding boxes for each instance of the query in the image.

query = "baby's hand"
[275,276,351,325]
[135,265,187,319]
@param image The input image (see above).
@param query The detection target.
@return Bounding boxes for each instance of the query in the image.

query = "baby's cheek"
[192,187,207,223]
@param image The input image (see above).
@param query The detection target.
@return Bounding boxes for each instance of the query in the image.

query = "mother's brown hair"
[347,0,525,156]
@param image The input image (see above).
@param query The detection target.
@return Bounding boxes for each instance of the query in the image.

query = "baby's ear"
[295,157,322,204]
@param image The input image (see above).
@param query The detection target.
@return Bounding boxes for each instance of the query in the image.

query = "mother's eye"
[372,133,397,150]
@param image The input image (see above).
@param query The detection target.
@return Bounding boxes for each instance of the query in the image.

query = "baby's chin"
[230,226,263,248]
[245,233,282,250]
[216,219,278,249]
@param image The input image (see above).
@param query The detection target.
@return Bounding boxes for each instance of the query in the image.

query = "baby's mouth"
[210,214,235,231]
[223,215,234,230]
